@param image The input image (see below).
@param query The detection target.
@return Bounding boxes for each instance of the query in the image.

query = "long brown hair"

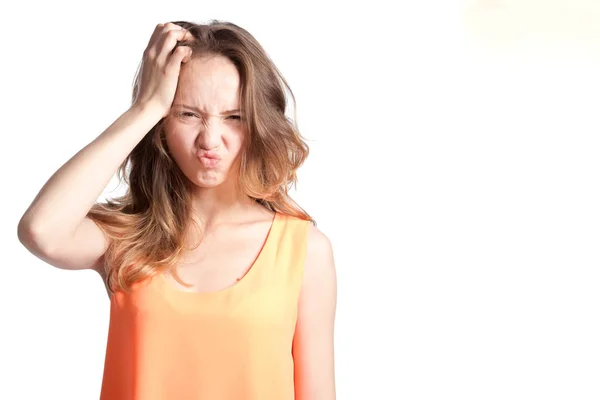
[87,20,313,296]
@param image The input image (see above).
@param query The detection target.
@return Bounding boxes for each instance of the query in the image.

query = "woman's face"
[164,55,246,189]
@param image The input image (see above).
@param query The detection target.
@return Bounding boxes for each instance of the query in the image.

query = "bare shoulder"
[293,222,337,398]
[303,223,337,291]
[276,212,335,276]
[306,224,334,263]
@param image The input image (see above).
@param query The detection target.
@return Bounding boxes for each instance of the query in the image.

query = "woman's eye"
[177,112,241,121]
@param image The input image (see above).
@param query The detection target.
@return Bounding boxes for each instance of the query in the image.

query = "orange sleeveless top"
[99,212,310,399]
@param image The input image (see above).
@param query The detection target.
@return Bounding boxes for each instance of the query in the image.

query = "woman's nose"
[196,118,222,147]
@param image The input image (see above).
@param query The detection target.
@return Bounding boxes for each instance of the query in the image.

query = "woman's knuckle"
[166,29,180,38]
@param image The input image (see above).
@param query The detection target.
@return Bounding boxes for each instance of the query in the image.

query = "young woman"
[17,20,337,399]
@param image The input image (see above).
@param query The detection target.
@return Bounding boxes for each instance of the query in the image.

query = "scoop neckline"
[155,211,281,298]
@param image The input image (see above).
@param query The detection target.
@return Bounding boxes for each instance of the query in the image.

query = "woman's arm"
[17,23,193,270]
[17,104,161,261]
[293,224,338,399]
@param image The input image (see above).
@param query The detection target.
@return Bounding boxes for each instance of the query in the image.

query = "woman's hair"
[87,20,313,296]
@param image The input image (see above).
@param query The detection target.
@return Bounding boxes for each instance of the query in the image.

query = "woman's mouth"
[198,154,220,168]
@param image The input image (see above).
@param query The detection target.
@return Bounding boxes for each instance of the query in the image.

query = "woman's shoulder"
[277,211,326,246]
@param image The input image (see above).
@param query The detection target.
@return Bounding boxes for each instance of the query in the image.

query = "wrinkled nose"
[196,117,222,150]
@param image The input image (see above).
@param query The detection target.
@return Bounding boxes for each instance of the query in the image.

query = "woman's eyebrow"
[173,104,241,115]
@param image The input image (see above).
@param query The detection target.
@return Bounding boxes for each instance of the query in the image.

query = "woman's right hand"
[133,22,194,118]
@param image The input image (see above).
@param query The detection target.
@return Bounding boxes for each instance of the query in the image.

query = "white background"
[2,0,599,398]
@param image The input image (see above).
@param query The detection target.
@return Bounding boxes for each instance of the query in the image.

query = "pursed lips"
[198,151,221,160]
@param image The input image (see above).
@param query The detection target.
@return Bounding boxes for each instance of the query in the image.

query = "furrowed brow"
[174,104,241,115]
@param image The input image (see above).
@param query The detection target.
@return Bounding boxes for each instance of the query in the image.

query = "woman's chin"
[191,171,228,187]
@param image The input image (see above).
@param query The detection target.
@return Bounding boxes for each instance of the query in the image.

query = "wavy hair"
[87,20,313,296]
